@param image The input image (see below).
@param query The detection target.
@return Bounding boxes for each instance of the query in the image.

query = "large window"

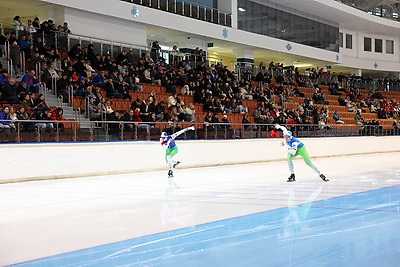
[386,40,394,54]
[364,37,372,52]
[375,39,383,53]
[339,33,343,48]
[364,37,372,51]
[346,34,352,49]
[237,0,339,52]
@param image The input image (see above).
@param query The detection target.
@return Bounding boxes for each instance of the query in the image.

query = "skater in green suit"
[275,124,329,182]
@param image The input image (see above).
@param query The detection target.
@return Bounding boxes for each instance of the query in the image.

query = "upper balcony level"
[121,0,232,27]
[336,0,400,21]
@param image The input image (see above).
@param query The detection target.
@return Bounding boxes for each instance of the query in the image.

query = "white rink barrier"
[1,136,400,183]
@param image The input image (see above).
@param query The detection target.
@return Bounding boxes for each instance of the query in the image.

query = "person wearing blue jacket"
[21,70,40,93]
[160,126,195,177]
[275,124,329,182]
[0,106,15,132]
[0,70,9,88]
[92,71,106,88]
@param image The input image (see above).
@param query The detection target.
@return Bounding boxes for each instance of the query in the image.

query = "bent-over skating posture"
[275,124,329,182]
[160,126,195,177]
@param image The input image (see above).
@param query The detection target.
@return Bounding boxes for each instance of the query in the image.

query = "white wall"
[340,28,400,72]
[64,8,148,47]
[2,136,400,183]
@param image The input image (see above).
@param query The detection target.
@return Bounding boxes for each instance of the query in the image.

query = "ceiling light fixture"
[238,6,246,12]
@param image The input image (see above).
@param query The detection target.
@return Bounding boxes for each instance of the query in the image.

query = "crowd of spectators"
[1,15,400,136]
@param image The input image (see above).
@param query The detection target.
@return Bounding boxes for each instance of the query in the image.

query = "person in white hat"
[160,126,195,177]
[275,124,328,182]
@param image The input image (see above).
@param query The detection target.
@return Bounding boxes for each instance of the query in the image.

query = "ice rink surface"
[1,152,400,266]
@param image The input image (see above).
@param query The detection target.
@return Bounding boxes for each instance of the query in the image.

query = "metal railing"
[0,121,398,143]
[122,0,232,27]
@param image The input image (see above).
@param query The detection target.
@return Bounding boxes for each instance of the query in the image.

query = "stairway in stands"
[41,88,92,129]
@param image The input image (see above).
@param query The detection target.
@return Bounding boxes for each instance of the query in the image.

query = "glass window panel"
[206,8,212,22]
[103,43,112,55]
[332,26,339,52]
[364,37,372,51]
[69,38,80,48]
[346,34,352,49]
[339,33,343,47]
[260,4,268,36]
[168,0,176,13]
[327,25,333,50]
[254,17,262,35]
[226,13,231,27]
[275,9,283,39]
[294,16,304,44]
[218,13,225,26]
[199,6,206,20]
[236,0,339,51]
[212,10,219,24]
[267,6,277,38]
[176,2,183,15]
[149,0,158,8]
[113,45,122,58]
[386,40,394,54]
[192,6,199,19]
[91,42,101,55]
[281,10,290,41]
[318,22,325,49]
[131,48,141,62]
[329,25,336,50]
[307,18,317,46]
[253,5,263,35]
[159,0,168,11]
[183,2,191,17]
[81,40,90,49]
[375,39,382,53]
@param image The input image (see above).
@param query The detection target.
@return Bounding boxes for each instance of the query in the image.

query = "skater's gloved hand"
[288,148,296,155]
[280,140,285,147]
[188,126,195,131]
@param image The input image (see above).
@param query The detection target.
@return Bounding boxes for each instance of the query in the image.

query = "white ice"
[1,152,400,266]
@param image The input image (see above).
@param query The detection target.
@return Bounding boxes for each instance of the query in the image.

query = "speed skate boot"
[320,174,329,182]
[168,170,174,178]
[287,174,296,182]
[173,161,181,168]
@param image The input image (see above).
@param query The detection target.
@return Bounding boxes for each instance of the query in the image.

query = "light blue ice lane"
[15,186,400,267]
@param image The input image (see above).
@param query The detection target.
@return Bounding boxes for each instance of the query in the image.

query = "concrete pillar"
[235,48,254,66]
[235,48,254,76]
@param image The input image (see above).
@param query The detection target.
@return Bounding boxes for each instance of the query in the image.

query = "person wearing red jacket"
[50,107,65,131]
[269,128,280,138]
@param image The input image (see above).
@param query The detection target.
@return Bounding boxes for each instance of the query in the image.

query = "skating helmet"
[160,132,168,138]
[284,131,292,137]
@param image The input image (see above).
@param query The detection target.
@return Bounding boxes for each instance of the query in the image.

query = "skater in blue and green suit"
[275,124,329,182]
[160,126,195,177]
